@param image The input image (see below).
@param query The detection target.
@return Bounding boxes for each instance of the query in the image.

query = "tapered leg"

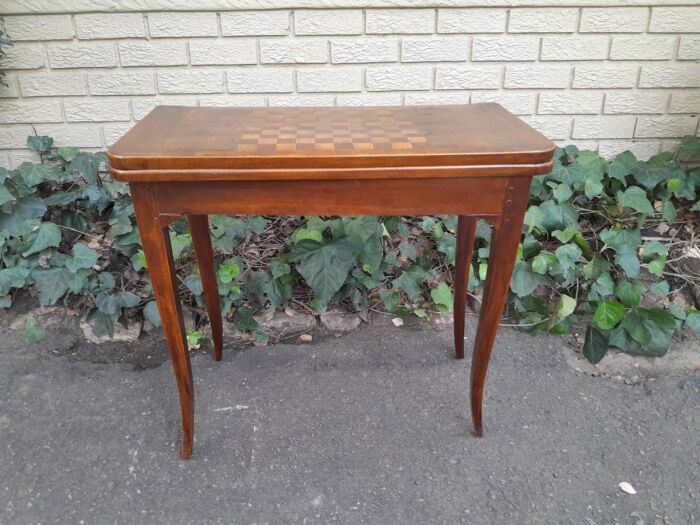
[470,178,530,437]
[454,216,477,359]
[188,214,223,361]
[132,183,194,459]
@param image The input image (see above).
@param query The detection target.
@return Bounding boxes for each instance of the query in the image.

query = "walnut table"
[108,104,555,459]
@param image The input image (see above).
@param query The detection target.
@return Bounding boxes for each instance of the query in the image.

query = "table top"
[108,104,554,176]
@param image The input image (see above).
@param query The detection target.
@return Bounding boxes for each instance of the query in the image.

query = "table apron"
[144,177,512,217]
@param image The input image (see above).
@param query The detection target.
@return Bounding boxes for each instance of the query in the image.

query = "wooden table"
[108,103,555,459]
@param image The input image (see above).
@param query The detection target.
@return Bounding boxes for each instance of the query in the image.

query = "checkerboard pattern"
[234,109,428,154]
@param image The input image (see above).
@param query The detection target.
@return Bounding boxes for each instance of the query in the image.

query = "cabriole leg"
[454,216,477,359]
[188,214,223,361]
[132,183,194,459]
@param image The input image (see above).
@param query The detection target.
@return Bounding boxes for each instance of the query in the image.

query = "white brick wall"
[0,4,699,166]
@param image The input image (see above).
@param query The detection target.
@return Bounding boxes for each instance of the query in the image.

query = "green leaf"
[615,245,640,279]
[510,260,550,297]
[600,228,641,251]
[57,147,79,162]
[661,200,676,222]
[65,243,98,272]
[0,184,15,206]
[617,186,653,214]
[218,262,241,283]
[22,222,61,256]
[291,239,354,304]
[608,150,637,184]
[686,312,700,333]
[380,290,401,313]
[647,256,666,277]
[392,265,429,301]
[87,309,114,338]
[27,135,53,154]
[552,226,578,243]
[430,282,453,313]
[593,300,626,330]
[614,279,644,308]
[292,228,323,244]
[143,301,161,327]
[592,272,614,298]
[32,267,73,305]
[554,243,582,270]
[649,280,670,297]
[237,306,258,331]
[18,162,61,186]
[24,313,46,343]
[552,183,572,203]
[582,326,608,364]
[539,200,578,231]
[523,205,544,231]
[584,177,604,199]
[68,152,101,184]
[620,311,651,345]
[43,191,80,206]
[0,266,30,295]
[184,274,203,296]
[555,294,576,319]
[531,252,557,274]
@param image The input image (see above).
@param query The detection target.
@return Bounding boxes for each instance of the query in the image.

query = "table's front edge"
[110,161,553,183]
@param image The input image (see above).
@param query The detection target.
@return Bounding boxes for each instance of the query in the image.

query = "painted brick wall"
[1,4,699,167]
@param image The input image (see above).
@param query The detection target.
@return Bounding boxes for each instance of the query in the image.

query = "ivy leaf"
[617,186,654,214]
[27,135,53,154]
[0,266,30,295]
[686,312,700,333]
[554,294,576,319]
[554,243,582,270]
[24,313,46,343]
[510,260,549,297]
[184,274,203,296]
[607,150,637,184]
[591,272,614,298]
[430,282,453,313]
[57,147,79,162]
[582,326,608,364]
[531,252,557,274]
[143,301,161,327]
[218,262,241,284]
[291,239,354,304]
[615,245,640,279]
[18,162,61,187]
[614,279,644,307]
[292,227,323,244]
[68,152,101,184]
[660,200,676,222]
[0,184,15,206]
[523,205,544,232]
[22,222,61,256]
[647,256,666,277]
[393,265,429,301]
[539,200,578,231]
[65,243,98,272]
[32,267,73,305]
[552,183,572,203]
[552,226,578,243]
[620,311,651,345]
[593,301,626,330]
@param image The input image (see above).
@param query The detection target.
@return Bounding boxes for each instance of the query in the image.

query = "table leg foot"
[470,178,529,437]
[453,216,477,360]
[188,214,223,361]
[132,183,195,459]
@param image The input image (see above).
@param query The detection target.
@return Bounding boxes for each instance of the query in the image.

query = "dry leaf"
[619,482,637,495]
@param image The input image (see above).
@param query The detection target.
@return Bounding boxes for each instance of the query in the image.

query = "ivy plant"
[1,134,698,364]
